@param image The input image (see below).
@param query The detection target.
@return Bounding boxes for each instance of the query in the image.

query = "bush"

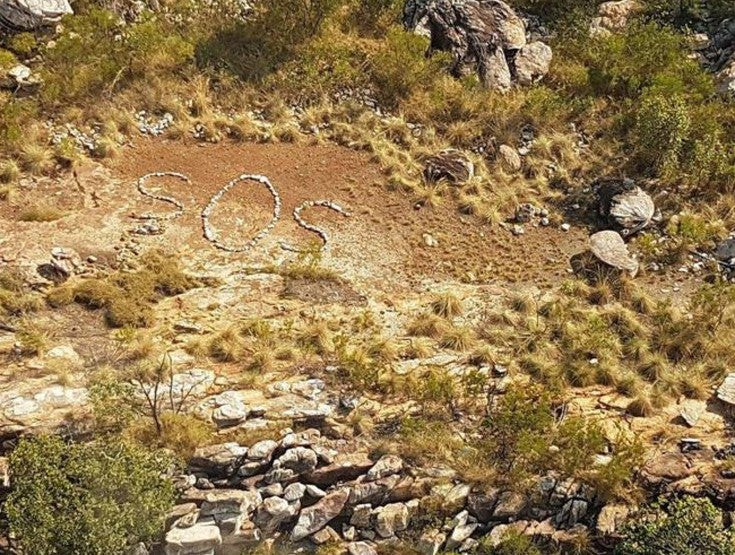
[617,497,735,555]
[5,435,175,555]
[369,26,448,107]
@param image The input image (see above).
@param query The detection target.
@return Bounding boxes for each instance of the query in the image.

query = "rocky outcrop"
[0,0,72,31]
[165,429,604,553]
[403,0,552,90]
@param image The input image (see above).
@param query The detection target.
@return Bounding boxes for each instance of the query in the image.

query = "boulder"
[572,231,639,278]
[247,439,279,461]
[291,488,350,541]
[679,399,707,427]
[596,179,655,236]
[404,0,552,89]
[367,455,404,481]
[446,522,477,550]
[589,0,640,37]
[423,149,474,184]
[554,498,588,529]
[0,0,72,31]
[492,491,527,521]
[374,502,409,538]
[305,452,373,486]
[255,496,299,533]
[418,530,446,555]
[164,519,222,555]
[514,42,553,86]
[190,443,248,477]
[348,542,378,555]
[641,452,693,483]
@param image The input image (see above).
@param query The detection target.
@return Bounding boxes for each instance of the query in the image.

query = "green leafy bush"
[617,497,735,555]
[5,435,175,555]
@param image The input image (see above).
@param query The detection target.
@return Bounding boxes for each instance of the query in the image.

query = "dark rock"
[305,452,374,486]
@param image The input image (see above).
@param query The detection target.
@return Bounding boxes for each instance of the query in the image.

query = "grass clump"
[47,250,197,328]
[430,291,464,318]
[19,203,66,222]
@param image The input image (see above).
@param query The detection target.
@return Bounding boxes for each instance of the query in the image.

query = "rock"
[164,519,222,555]
[514,42,553,86]
[589,0,640,36]
[199,489,260,526]
[306,484,327,498]
[45,345,81,366]
[212,402,248,428]
[715,238,735,264]
[718,59,735,97]
[404,0,552,89]
[247,439,279,461]
[422,233,439,247]
[348,542,378,555]
[718,373,735,406]
[572,230,639,278]
[467,490,499,522]
[0,0,72,31]
[499,145,522,172]
[305,452,373,486]
[190,443,248,477]
[374,502,409,538]
[0,63,41,94]
[679,400,707,427]
[554,499,588,528]
[350,503,373,528]
[642,452,692,482]
[274,447,318,474]
[515,203,536,223]
[284,483,307,501]
[367,455,404,481]
[596,179,655,235]
[492,491,527,521]
[424,149,475,184]
[444,483,471,511]
[256,496,299,533]
[311,525,341,545]
[291,488,350,541]
[446,523,478,551]
[596,503,631,536]
[418,530,446,555]
[483,46,512,91]
[349,475,401,505]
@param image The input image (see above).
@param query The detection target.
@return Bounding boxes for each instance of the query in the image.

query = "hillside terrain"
[1,0,735,554]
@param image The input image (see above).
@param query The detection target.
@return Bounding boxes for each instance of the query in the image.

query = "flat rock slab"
[589,230,639,276]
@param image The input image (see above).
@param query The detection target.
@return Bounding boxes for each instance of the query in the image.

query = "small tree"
[617,497,735,555]
[5,435,175,555]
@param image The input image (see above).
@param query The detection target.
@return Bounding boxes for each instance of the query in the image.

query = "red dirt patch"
[112,138,587,291]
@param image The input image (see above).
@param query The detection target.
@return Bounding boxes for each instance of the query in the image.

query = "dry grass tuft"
[431,291,464,318]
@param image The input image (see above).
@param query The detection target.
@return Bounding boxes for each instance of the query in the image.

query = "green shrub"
[6,435,175,555]
[8,33,37,55]
[369,26,448,107]
[617,497,735,555]
[632,92,690,176]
